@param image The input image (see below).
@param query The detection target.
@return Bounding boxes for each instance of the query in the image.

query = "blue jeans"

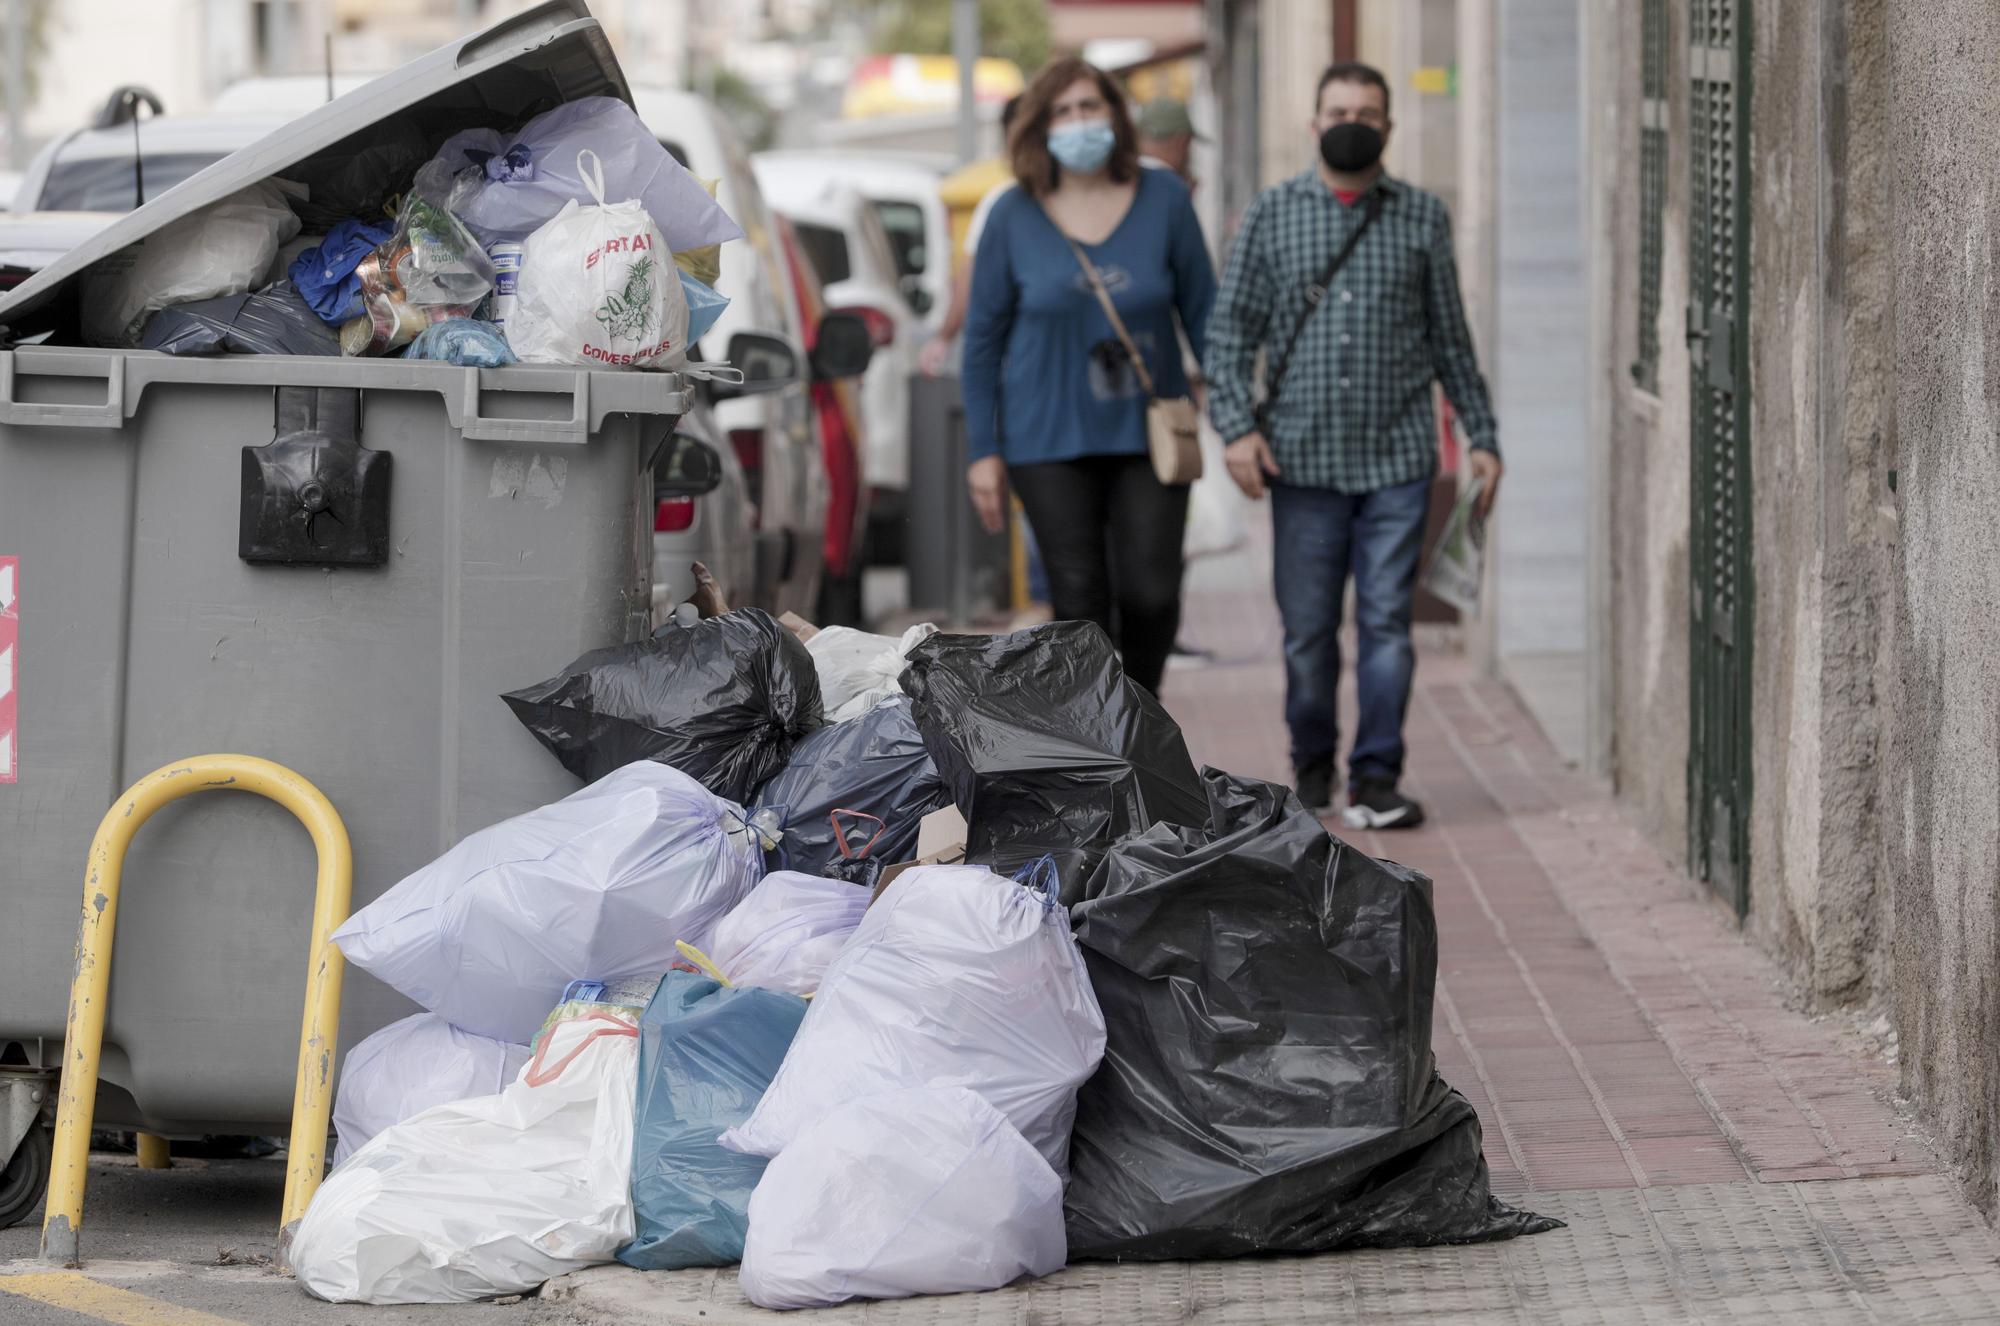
[1271,477,1430,785]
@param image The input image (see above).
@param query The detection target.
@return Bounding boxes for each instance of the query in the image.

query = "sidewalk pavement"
[548,530,2000,1324]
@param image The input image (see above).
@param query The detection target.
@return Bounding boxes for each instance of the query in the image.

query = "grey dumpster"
[0,0,697,1217]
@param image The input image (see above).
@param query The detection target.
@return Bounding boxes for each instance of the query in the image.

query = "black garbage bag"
[747,695,951,877]
[1063,769,1561,1260]
[286,120,432,232]
[501,608,822,802]
[900,621,1206,889]
[139,281,339,357]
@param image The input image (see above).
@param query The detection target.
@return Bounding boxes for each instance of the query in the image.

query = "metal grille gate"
[1686,0,1753,914]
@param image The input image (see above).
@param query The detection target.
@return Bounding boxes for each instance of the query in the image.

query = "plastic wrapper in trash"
[746,696,949,878]
[330,1013,529,1165]
[702,871,870,996]
[430,97,742,252]
[402,317,516,367]
[291,1008,640,1304]
[80,178,304,347]
[508,150,690,370]
[738,1086,1066,1310]
[1063,769,1563,1260]
[289,218,396,324]
[618,971,807,1271]
[530,973,666,1056]
[384,161,497,306]
[285,119,428,232]
[331,760,761,1043]
[679,267,729,346]
[138,281,338,357]
[502,607,823,803]
[805,622,938,722]
[672,177,725,287]
[901,621,1208,891]
[719,863,1105,1176]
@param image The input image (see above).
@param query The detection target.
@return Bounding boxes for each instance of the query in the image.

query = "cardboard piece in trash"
[869,806,972,904]
[916,805,967,858]
[778,612,819,643]
[870,841,968,907]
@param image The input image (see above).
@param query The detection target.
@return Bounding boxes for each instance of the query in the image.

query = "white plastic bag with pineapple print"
[508,149,690,370]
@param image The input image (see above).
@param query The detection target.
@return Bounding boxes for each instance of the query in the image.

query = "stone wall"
[1885,0,2000,1216]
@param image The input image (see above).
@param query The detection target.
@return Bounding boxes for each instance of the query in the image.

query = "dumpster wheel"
[0,1125,49,1229]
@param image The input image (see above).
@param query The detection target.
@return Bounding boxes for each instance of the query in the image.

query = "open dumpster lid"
[0,0,630,335]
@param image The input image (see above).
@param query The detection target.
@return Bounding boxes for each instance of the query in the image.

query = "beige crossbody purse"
[1061,235,1203,487]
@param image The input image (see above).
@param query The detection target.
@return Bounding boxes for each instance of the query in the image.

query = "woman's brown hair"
[1008,57,1140,197]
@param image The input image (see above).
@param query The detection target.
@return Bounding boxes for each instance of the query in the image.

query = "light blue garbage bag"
[680,268,729,346]
[402,317,517,367]
[617,970,808,1271]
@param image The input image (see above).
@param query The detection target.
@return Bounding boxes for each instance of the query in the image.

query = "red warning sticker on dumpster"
[0,556,15,783]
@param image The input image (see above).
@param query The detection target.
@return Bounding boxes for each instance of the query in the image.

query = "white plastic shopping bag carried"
[719,864,1105,1175]
[332,1013,530,1164]
[290,1009,641,1304]
[703,871,871,996]
[803,622,938,723]
[738,1086,1066,1310]
[507,149,690,370]
[332,760,760,1043]
[1183,415,1249,560]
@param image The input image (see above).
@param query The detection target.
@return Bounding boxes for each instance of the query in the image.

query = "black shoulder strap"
[1257,189,1385,431]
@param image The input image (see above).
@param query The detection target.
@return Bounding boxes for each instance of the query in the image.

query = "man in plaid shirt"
[1206,61,1503,829]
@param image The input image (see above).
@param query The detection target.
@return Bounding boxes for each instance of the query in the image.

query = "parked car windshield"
[793,221,851,286]
[870,199,926,281]
[39,151,228,211]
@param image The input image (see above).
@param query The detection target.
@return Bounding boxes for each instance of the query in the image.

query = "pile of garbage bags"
[89,96,740,370]
[297,613,1556,1308]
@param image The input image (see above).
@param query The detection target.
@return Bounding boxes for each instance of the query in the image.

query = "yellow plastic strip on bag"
[673,178,724,287]
[673,940,733,987]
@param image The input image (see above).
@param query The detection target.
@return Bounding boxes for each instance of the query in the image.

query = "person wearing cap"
[1136,96,1203,187]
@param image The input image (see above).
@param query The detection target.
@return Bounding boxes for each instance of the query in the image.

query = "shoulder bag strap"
[1258,189,1385,428]
[1061,232,1159,400]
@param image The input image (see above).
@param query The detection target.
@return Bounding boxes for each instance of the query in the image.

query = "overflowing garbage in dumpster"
[0,72,739,371]
[289,605,1557,1308]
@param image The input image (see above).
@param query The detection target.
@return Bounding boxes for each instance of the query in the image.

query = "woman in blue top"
[961,57,1218,696]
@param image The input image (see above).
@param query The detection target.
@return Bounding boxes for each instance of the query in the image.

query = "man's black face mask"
[1319,121,1385,173]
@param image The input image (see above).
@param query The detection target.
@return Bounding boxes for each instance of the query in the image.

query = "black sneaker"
[1294,759,1334,811]
[1341,778,1426,830]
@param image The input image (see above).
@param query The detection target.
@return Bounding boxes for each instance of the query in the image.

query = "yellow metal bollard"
[133,1134,169,1170]
[40,756,351,1264]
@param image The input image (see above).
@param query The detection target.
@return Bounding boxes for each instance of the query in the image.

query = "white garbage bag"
[804,622,938,722]
[507,149,690,370]
[738,1086,1066,1310]
[719,864,1105,1175]
[332,760,760,1043]
[82,179,304,347]
[291,1009,641,1304]
[332,1013,529,1164]
[703,871,870,996]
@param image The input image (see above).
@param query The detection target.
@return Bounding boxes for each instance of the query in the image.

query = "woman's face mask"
[1049,119,1117,174]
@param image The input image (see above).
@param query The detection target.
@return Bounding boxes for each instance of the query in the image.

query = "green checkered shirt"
[1205,169,1497,493]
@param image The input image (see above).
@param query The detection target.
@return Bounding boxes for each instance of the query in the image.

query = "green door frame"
[1686,0,1754,916]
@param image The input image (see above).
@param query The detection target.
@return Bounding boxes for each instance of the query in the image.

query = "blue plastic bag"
[618,971,808,1271]
[748,695,950,878]
[679,268,729,346]
[290,218,396,324]
[402,317,517,367]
